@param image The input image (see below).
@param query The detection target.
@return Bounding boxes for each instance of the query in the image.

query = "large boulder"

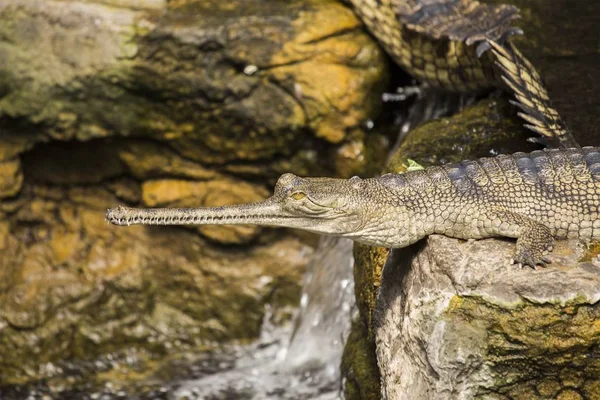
[0,0,389,388]
[378,237,600,399]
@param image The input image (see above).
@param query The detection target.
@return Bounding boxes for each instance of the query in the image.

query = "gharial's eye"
[291,191,306,200]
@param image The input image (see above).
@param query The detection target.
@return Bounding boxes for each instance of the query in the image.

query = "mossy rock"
[376,235,600,399]
[341,319,382,400]
[0,0,389,180]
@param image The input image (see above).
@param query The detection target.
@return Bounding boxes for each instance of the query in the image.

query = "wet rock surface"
[0,0,388,391]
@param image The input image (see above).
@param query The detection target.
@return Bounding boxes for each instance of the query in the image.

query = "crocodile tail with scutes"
[486,39,579,148]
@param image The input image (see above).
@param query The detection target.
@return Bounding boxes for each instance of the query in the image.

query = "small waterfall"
[282,236,356,377]
[172,237,356,400]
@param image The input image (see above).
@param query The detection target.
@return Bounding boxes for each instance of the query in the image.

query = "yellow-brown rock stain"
[445,295,600,398]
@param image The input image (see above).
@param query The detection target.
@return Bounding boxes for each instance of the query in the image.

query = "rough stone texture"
[0,181,311,386]
[0,0,388,179]
[0,0,389,388]
[342,319,382,400]
[377,236,600,400]
[0,158,22,198]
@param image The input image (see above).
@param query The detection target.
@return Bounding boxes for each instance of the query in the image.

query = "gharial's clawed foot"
[496,212,556,270]
[511,248,553,270]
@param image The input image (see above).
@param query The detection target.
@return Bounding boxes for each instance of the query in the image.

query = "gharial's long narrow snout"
[106,174,377,240]
[106,198,291,227]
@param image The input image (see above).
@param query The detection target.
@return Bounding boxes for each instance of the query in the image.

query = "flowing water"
[172,236,356,400]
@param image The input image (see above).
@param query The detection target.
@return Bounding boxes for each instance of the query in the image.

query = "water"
[1,238,355,400]
[171,237,356,400]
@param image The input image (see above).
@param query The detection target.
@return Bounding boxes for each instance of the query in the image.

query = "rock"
[0,183,310,384]
[341,320,382,400]
[376,236,600,399]
[118,141,220,181]
[385,98,536,173]
[0,0,389,389]
[0,158,23,198]
[0,0,388,177]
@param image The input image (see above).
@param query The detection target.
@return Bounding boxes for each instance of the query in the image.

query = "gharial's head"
[268,173,370,236]
[106,173,413,247]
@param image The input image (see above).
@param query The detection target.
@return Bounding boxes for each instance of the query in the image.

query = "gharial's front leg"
[486,209,554,269]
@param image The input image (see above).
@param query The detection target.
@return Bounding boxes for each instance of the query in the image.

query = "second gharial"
[106,1,598,268]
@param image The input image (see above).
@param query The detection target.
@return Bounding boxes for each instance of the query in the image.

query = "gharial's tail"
[486,39,579,148]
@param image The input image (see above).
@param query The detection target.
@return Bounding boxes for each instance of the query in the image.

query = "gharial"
[107,1,598,268]
[347,0,579,148]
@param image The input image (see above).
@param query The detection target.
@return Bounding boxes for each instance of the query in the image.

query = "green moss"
[386,98,535,174]
[353,244,389,342]
[341,319,381,400]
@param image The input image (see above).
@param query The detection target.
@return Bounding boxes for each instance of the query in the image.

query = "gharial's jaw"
[105,197,362,237]
[107,197,292,227]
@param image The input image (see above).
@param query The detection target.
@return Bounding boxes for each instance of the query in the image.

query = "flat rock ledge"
[376,235,600,400]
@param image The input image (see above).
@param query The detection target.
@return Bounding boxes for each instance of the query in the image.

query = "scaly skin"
[107,147,600,268]
[348,1,580,147]
[487,40,577,147]
[347,0,522,91]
